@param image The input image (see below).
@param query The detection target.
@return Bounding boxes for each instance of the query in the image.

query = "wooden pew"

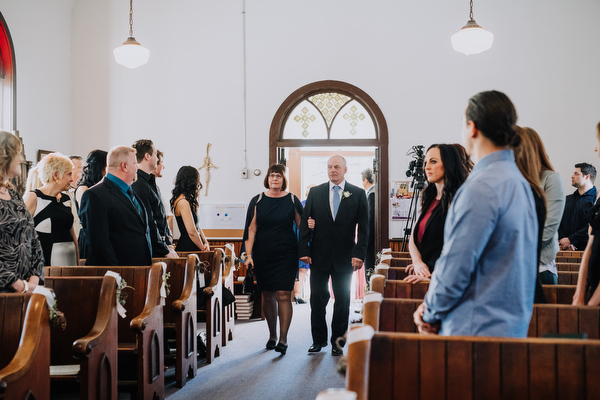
[558,271,578,285]
[543,285,577,304]
[45,264,165,400]
[44,275,118,400]
[346,326,600,400]
[177,250,223,364]
[220,245,236,345]
[365,297,600,339]
[557,262,580,272]
[0,293,50,400]
[151,256,197,388]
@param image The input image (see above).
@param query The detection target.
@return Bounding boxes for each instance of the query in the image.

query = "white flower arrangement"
[342,191,352,199]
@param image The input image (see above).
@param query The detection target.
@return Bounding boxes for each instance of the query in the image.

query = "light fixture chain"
[129,0,134,38]
[469,0,474,20]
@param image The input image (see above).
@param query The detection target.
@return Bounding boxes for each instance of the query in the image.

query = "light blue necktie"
[333,185,340,218]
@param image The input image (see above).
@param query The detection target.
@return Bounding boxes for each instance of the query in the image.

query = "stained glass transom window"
[282,92,376,140]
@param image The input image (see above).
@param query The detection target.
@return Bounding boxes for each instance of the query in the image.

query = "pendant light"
[113,0,150,69]
[451,0,494,55]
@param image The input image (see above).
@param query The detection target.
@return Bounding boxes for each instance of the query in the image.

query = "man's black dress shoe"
[308,342,328,352]
[331,345,343,356]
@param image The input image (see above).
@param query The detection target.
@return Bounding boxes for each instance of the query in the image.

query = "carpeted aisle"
[165,301,347,400]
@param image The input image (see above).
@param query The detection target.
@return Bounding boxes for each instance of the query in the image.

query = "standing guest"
[405,144,470,284]
[150,149,173,245]
[131,140,177,258]
[0,131,44,292]
[170,166,210,252]
[79,146,151,266]
[153,150,164,177]
[243,164,303,355]
[519,127,565,284]
[68,155,83,237]
[573,122,600,306]
[24,153,78,266]
[75,149,107,259]
[414,90,537,338]
[361,168,375,280]
[558,163,597,250]
[299,155,368,355]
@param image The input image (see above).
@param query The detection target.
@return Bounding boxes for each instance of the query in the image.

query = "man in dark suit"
[299,155,368,355]
[79,145,152,266]
[361,168,376,279]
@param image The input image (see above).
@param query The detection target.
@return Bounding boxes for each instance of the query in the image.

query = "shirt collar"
[137,169,155,185]
[329,180,346,190]
[471,149,514,175]
[105,173,131,195]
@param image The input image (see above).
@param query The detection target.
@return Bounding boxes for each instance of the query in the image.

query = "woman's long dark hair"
[421,143,471,216]
[170,166,202,214]
[78,149,107,187]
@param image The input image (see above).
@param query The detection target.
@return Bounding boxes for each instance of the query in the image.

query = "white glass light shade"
[113,37,150,69]
[451,20,494,55]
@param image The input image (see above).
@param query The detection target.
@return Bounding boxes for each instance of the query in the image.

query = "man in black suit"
[79,145,152,266]
[361,168,376,279]
[299,155,368,355]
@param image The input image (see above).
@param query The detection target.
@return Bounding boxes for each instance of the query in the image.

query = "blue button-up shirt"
[422,149,537,338]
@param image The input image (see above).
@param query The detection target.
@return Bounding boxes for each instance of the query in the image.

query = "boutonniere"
[342,191,352,199]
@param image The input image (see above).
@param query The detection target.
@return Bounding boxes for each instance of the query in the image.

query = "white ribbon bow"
[160,262,168,306]
[33,285,55,309]
[105,271,127,318]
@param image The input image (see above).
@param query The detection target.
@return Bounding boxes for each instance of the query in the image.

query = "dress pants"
[309,266,353,346]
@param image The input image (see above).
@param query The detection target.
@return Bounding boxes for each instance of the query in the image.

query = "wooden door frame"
[269,80,389,252]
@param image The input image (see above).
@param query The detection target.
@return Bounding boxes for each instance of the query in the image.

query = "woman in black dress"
[243,164,303,355]
[0,131,44,293]
[170,166,210,251]
[406,144,471,283]
[24,153,78,266]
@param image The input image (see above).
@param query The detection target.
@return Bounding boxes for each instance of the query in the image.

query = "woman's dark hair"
[263,164,288,190]
[171,166,202,214]
[466,90,518,147]
[421,144,470,216]
[78,149,107,187]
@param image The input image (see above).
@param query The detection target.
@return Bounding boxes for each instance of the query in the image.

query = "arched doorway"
[269,80,389,254]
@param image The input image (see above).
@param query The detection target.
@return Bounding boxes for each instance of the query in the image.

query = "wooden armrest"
[73,275,118,358]
[131,263,163,334]
[172,255,196,312]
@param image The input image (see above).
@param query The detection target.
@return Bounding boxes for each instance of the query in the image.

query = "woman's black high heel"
[274,343,288,355]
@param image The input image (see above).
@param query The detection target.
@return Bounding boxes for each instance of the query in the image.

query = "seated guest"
[574,122,600,306]
[414,90,537,338]
[0,131,44,292]
[519,127,565,284]
[79,146,152,266]
[170,166,210,251]
[131,140,177,258]
[405,144,470,284]
[24,153,78,266]
[558,162,597,250]
[75,149,107,259]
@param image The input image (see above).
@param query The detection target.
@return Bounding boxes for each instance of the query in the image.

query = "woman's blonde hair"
[0,131,23,187]
[37,153,73,184]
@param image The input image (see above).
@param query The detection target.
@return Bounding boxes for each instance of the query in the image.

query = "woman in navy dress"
[243,164,303,355]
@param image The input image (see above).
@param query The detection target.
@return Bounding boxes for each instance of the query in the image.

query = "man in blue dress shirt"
[414,91,538,338]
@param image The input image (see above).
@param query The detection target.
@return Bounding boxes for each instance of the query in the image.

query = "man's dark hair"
[575,162,597,183]
[132,139,154,163]
[466,90,518,147]
[361,168,374,184]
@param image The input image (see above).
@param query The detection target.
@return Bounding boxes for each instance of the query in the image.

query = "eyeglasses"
[269,174,283,179]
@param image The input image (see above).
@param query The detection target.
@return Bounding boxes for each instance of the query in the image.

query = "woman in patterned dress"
[24,153,78,266]
[0,131,44,293]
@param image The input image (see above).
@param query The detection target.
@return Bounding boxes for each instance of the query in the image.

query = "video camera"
[405,145,426,189]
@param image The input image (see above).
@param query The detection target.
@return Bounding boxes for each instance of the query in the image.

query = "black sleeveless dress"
[175,211,200,251]
[248,193,303,291]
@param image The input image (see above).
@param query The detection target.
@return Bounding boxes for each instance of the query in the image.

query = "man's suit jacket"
[365,185,376,270]
[299,181,368,272]
[79,177,152,266]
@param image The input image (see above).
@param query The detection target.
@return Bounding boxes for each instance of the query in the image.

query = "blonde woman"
[24,153,78,266]
[0,131,44,292]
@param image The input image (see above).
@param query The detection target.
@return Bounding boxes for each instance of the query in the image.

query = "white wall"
[3,0,600,237]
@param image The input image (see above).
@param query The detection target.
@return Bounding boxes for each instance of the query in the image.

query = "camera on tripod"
[405,145,426,190]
